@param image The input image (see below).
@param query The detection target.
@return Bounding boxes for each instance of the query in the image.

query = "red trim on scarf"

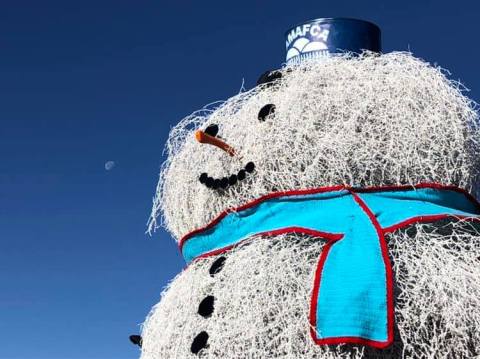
[383,214,480,233]
[308,234,345,344]
[179,183,480,250]
[354,183,480,211]
[351,190,393,346]
[178,183,480,349]
[179,185,345,251]
[190,227,343,263]
[308,190,395,348]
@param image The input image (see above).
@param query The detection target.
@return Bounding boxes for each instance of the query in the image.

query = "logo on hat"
[285,23,330,62]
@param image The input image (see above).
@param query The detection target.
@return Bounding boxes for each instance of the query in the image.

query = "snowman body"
[142,53,480,358]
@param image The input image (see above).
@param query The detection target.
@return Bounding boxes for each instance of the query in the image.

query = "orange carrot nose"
[195,130,236,157]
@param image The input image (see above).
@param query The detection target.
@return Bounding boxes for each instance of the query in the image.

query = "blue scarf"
[180,184,480,348]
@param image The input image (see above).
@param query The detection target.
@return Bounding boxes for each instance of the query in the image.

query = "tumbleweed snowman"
[140,19,480,358]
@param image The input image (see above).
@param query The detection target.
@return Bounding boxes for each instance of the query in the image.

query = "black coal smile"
[199,162,255,190]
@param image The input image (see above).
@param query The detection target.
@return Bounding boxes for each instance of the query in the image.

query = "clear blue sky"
[1,1,479,358]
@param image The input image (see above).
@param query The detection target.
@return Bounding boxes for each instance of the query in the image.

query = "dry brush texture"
[141,222,480,358]
[142,52,480,358]
[148,52,480,240]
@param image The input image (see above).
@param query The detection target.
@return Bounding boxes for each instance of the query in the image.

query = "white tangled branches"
[149,52,480,240]
[141,52,480,359]
[141,221,480,358]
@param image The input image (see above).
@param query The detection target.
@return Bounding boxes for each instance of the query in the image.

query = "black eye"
[256,70,282,86]
[204,124,219,137]
[258,104,276,122]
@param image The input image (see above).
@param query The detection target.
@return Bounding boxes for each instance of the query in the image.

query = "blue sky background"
[1,1,479,358]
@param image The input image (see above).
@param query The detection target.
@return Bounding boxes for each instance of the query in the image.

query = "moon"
[105,161,115,171]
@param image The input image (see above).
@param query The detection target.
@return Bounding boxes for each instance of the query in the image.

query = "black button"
[198,295,215,318]
[191,331,209,354]
[258,104,276,122]
[209,256,226,277]
[129,335,142,347]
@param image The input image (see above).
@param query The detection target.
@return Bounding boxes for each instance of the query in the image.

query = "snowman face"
[150,52,479,240]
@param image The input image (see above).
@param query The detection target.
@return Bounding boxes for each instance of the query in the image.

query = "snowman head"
[149,30,479,241]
